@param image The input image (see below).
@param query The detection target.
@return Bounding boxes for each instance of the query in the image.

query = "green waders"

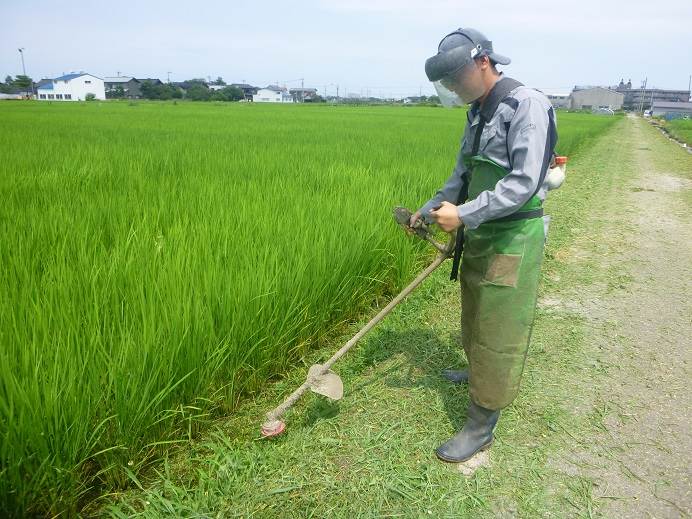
[461,155,545,410]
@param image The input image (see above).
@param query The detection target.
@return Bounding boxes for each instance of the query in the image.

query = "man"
[410,27,558,462]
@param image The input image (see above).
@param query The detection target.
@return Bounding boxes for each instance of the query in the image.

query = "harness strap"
[493,207,544,222]
[449,76,524,281]
[450,116,484,281]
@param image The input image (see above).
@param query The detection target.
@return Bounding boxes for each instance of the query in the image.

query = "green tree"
[140,81,183,100]
[225,85,244,101]
[140,80,159,99]
[306,94,325,103]
[212,76,226,86]
[0,76,13,94]
[13,75,33,92]
[85,93,96,101]
[185,83,211,101]
[169,85,183,99]
[209,86,244,102]
[106,85,125,99]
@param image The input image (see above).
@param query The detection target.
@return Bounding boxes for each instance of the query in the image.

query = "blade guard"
[307,364,343,400]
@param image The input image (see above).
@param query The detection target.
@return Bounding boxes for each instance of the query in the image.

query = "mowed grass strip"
[0,101,616,516]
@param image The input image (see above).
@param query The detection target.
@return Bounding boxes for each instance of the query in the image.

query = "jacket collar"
[470,73,523,122]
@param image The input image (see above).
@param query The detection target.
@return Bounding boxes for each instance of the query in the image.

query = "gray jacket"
[420,80,557,233]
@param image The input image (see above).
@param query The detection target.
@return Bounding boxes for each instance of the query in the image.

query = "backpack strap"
[449,77,523,281]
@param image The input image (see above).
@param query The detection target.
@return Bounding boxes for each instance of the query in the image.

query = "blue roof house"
[37,72,105,101]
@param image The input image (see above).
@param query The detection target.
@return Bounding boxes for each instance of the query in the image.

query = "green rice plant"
[665,118,692,146]
[552,111,619,157]
[0,102,615,516]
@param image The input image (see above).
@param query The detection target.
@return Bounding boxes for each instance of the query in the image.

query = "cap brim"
[488,52,511,65]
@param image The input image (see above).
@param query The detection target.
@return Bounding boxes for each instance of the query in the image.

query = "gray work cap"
[425,27,511,82]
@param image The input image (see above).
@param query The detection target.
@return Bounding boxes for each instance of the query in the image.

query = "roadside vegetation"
[665,118,692,146]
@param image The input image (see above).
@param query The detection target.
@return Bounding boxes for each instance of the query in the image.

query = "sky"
[2,0,691,98]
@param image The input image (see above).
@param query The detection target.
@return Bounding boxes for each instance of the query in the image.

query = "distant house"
[171,80,200,91]
[35,79,53,91]
[407,96,430,104]
[651,101,692,119]
[541,91,570,109]
[569,86,624,111]
[103,77,141,98]
[253,85,293,103]
[289,87,319,102]
[230,83,259,101]
[138,78,163,86]
[614,78,690,111]
[37,72,105,101]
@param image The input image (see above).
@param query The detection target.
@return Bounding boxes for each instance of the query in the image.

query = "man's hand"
[430,201,463,232]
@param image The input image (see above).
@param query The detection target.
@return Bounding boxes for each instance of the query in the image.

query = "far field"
[0,101,616,516]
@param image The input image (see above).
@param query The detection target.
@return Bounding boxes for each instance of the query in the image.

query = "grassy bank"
[664,118,692,146]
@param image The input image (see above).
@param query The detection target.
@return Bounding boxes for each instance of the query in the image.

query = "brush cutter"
[260,206,454,438]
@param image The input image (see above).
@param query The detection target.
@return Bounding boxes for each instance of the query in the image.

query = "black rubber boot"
[441,369,469,384]
[435,401,500,463]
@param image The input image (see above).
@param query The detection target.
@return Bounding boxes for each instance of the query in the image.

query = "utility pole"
[638,77,647,113]
[649,89,654,112]
[642,78,648,113]
[17,47,34,98]
[167,72,172,83]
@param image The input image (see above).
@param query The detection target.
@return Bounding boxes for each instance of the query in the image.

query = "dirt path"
[103,116,691,518]
[545,115,692,517]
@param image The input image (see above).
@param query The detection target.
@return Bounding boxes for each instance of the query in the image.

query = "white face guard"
[432,59,486,107]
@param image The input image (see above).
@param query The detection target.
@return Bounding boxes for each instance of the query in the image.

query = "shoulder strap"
[478,77,523,122]
[449,77,524,282]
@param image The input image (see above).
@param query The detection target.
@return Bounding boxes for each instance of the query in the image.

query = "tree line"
[0,75,32,94]
[108,77,246,101]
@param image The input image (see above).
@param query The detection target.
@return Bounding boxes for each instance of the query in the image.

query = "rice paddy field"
[665,118,692,145]
[0,101,617,516]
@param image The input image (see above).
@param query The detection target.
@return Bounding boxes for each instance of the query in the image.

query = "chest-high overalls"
[457,81,550,410]
[460,155,546,410]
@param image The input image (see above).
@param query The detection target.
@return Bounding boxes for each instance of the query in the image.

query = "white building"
[651,101,692,118]
[253,85,293,103]
[569,86,624,111]
[37,73,106,101]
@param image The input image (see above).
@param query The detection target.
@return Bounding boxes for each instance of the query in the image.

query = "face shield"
[432,60,486,106]
[426,43,487,107]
